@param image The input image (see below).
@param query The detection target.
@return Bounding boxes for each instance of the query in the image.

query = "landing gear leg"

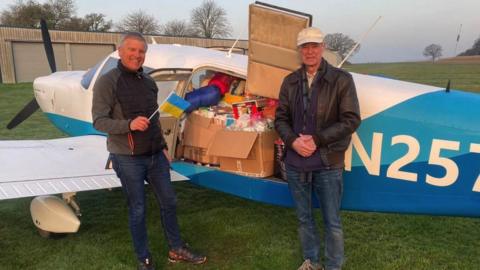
[62,192,81,217]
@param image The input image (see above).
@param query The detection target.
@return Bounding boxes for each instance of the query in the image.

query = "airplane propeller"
[6,99,40,129]
[40,19,56,73]
[6,19,56,129]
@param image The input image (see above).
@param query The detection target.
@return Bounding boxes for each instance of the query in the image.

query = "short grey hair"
[119,32,147,50]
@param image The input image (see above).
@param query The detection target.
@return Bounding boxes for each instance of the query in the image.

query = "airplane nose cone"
[33,75,55,113]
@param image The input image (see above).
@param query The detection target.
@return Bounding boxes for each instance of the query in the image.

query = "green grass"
[0,83,66,139]
[1,63,480,269]
[345,62,480,93]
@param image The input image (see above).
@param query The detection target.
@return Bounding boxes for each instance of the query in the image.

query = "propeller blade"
[6,98,40,129]
[40,19,56,73]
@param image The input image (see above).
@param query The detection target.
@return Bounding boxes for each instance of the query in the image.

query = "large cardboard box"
[182,113,223,164]
[207,130,278,177]
[183,145,219,165]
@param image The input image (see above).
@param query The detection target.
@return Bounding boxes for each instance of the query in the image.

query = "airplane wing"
[0,135,188,200]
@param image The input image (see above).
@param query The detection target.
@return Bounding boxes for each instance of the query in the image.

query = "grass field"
[1,63,479,270]
[345,62,480,93]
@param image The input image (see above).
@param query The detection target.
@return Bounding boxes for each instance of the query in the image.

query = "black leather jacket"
[274,60,361,167]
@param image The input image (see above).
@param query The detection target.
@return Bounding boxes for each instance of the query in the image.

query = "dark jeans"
[111,151,184,261]
[286,165,344,270]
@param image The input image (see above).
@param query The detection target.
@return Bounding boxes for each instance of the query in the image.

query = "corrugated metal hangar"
[0,26,247,83]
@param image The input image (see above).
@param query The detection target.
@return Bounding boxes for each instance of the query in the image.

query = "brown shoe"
[297,259,323,270]
[168,246,207,264]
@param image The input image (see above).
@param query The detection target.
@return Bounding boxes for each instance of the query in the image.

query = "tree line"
[0,0,233,38]
[423,36,480,63]
[3,1,480,63]
[1,0,361,61]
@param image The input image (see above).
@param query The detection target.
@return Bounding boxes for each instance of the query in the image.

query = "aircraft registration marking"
[470,143,480,192]
[345,132,480,192]
[387,135,420,182]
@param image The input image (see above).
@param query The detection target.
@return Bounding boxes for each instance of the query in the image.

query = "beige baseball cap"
[297,27,325,46]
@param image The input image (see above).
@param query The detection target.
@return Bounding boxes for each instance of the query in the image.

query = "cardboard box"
[183,145,219,165]
[182,112,223,164]
[207,130,278,177]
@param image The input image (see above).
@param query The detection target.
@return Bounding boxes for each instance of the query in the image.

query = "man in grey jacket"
[92,32,206,270]
[275,27,361,270]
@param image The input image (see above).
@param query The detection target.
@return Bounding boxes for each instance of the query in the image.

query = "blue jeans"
[111,151,184,261]
[286,165,344,270]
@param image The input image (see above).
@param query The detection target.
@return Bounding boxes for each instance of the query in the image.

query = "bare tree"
[423,44,442,63]
[0,0,48,28]
[190,0,231,38]
[44,0,76,29]
[162,19,194,37]
[58,16,87,30]
[84,13,112,32]
[0,0,112,32]
[324,33,359,61]
[116,10,160,34]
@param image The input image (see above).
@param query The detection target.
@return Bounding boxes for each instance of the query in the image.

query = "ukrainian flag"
[159,91,191,118]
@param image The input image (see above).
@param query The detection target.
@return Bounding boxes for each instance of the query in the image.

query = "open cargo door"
[149,68,192,158]
[247,2,340,99]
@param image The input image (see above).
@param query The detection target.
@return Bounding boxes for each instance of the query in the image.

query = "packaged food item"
[232,100,258,119]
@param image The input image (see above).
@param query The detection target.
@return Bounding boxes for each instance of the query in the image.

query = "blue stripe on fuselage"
[352,90,480,166]
[45,113,104,136]
[172,151,480,217]
[344,152,479,216]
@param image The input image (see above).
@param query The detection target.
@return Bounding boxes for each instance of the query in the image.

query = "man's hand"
[129,116,150,131]
[292,134,317,157]
[299,134,317,151]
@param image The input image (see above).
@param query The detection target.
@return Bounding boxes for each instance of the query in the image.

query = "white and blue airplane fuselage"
[31,44,480,217]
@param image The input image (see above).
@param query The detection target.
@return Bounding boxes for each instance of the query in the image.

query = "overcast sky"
[1,0,478,63]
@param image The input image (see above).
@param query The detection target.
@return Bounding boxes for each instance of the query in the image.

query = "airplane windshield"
[80,60,102,89]
[83,57,117,90]
[87,57,156,90]
[97,57,118,79]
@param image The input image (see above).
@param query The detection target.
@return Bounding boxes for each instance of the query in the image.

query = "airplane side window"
[189,70,215,90]
[156,81,179,105]
[149,70,192,115]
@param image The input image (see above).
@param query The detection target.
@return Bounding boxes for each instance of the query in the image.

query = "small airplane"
[1,2,479,237]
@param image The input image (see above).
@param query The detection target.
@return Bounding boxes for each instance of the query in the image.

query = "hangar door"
[12,42,67,83]
[12,42,114,82]
[70,44,114,70]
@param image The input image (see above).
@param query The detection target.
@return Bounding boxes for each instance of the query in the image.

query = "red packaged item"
[232,100,258,119]
[208,73,234,95]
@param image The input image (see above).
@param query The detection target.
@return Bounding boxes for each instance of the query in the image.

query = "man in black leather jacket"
[274,27,361,270]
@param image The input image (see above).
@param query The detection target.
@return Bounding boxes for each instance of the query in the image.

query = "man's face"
[118,38,146,72]
[300,42,324,68]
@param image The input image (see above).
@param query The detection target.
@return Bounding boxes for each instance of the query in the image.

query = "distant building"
[0,26,247,84]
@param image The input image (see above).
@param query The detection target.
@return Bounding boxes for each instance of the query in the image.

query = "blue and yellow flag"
[159,91,191,118]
